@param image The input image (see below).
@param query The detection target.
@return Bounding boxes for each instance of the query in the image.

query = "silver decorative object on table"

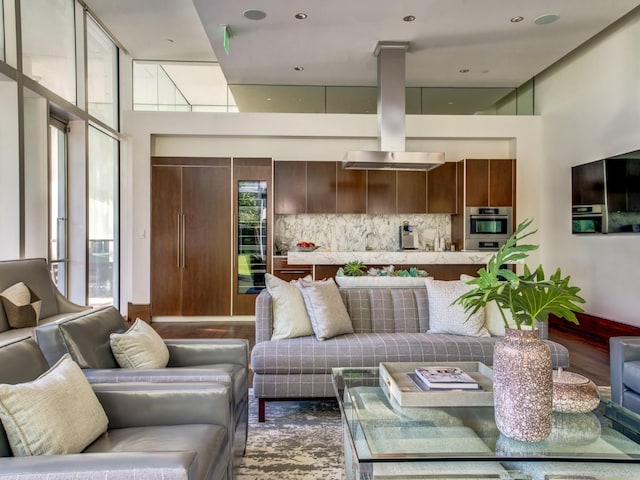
[493,328,553,442]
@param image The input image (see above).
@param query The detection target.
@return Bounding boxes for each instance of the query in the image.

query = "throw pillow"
[110,318,170,368]
[0,282,42,328]
[0,354,108,456]
[460,274,517,336]
[425,277,489,337]
[297,278,354,341]
[265,273,314,340]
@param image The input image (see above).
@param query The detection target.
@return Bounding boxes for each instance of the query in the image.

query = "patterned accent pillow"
[297,278,354,341]
[0,354,108,456]
[110,318,170,368]
[265,273,314,340]
[0,282,42,328]
[425,277,489,337]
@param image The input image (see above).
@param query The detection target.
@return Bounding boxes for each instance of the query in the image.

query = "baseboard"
[549,312,640,345]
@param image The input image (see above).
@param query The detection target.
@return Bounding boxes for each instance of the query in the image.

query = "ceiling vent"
[343,42,445,171]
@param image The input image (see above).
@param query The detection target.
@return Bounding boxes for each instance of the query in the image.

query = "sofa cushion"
[0,354,108,456]
[425,278,490,337]
[265,273,314,340]
[298,278,354,340]
[0,282,42,329]
[623,360,640,394]
[110,318,170,369]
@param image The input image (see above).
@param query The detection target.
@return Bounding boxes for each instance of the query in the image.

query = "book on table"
[413,365,480,390]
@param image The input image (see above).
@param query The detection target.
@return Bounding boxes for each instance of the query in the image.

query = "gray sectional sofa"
[251,286,570,421]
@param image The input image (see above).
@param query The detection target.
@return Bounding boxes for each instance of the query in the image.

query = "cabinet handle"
[177,214,181,268]
[181,214,186,268]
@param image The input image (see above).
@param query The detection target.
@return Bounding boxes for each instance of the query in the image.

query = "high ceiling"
[84,0,640,111]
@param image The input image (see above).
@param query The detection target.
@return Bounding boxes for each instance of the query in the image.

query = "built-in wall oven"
[572,204,607,234]
[464,207,513,251]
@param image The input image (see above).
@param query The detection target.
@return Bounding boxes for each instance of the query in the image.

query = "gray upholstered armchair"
[34,307,249,463]
[610,336,640,414]
[0,336,233,480]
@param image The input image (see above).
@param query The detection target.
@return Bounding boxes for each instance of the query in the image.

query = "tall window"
[20,0,76,103]
[87,15,117,128]
[49,120,68,294]
[0,0,5,62]
[88,126,118,306]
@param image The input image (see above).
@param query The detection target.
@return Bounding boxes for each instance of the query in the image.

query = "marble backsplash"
[274,214,451,253]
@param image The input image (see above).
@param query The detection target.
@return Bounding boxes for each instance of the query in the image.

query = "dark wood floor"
[152,321,611,386]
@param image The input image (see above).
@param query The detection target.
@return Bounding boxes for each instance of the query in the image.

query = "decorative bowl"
[294,245,320,252]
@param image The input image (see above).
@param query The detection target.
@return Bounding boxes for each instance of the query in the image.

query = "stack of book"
[409,365,480,391]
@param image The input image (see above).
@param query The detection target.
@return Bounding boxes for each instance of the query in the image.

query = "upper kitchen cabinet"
[337,166,366,213]
[571,159,606,206]
[464,159,515,207]
[275,161,306,214]
[427,161,459,214]
[397,171,427,213]
[367,170,397,214]
[306,161,337,213]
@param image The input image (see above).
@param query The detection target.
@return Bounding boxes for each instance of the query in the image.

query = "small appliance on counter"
[399,222,417,250]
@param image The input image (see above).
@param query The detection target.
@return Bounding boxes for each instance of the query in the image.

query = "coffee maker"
[399,223,417,250]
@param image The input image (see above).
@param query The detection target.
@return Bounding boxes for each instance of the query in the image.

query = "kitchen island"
[285,250,496,281]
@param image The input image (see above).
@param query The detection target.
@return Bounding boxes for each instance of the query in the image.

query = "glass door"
[237,180,267,295]
[48,120,68,295]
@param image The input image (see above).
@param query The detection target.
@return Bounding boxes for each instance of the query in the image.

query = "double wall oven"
[464,207,513,251]
[572,204,607,234]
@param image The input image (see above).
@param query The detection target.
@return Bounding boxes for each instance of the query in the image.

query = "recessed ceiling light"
[266,97,272,102]
[459,69,469,73]
[167,38,174,44]
[535,14,560,25]
[295,13,308,20]
[510,16,524,23]
[403,15,416,22]
[294,66,304,72]
[243,9,266,20]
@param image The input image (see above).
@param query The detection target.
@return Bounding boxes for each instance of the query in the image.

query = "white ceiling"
[84,0,640,109]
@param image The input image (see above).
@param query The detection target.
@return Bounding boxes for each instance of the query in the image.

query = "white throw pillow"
[110,318,170,368]
[265,273,314,340]
[0,354,108,456]
[425,277,489,337]
[297,278,354,341]
[460,274,516,336]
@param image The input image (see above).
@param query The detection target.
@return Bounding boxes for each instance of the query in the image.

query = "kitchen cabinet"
[306,161,337,213]
[464,159,515,207]
[367,170,397,214]
[151,158,232,317]
[427,161,458,214]
[273,257,312,281]
[275,161,306,214]
[397,171,427,213]
[337,166,366,213]
[571,160,606,206]
[233,158,272,315]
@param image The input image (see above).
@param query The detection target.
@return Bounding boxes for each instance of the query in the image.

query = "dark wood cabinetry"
[272,257,312,281]
[464,159,515,207]
[427,162,458,214]
[306,162,337,213]
[151,158,232,317]
[367,170,397,214]
[571,160,605,206]
[275,161,306,214]
[397,171,427,213]
[337,167,366,213]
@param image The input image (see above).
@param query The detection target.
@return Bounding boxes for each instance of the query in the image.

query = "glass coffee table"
[332,364,640,480]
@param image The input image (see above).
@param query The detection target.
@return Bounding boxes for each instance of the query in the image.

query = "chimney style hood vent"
[343,42,445,171]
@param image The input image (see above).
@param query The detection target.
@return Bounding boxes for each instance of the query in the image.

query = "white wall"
[0,81,20,260]
[122,111,541,309]
[535,11,640,326]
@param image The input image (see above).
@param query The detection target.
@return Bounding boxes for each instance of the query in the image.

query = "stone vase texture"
[493,327,553,442]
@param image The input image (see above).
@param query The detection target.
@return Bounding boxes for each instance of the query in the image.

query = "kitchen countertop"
[287,250,495,265]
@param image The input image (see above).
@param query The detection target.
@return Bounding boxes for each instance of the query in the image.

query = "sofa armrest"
[54,289,91,315]
[255,289,274,344]
[165,338,249,368]
[610,336,640,406]
[83,367,236,386]
[0,451,198,479]
[92,382,231,430]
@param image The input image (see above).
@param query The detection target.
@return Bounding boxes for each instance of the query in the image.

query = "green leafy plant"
[453,218,585,330]
[342,260,367,276]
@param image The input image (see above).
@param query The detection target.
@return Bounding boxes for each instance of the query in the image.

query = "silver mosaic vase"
[493,327,553,442]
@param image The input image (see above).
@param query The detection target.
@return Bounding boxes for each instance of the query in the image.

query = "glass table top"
[332,365,640,464]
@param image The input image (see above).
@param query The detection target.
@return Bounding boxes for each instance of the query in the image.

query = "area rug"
[237,390,344,480]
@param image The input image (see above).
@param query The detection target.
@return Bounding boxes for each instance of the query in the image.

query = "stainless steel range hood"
[343,42,445,171]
